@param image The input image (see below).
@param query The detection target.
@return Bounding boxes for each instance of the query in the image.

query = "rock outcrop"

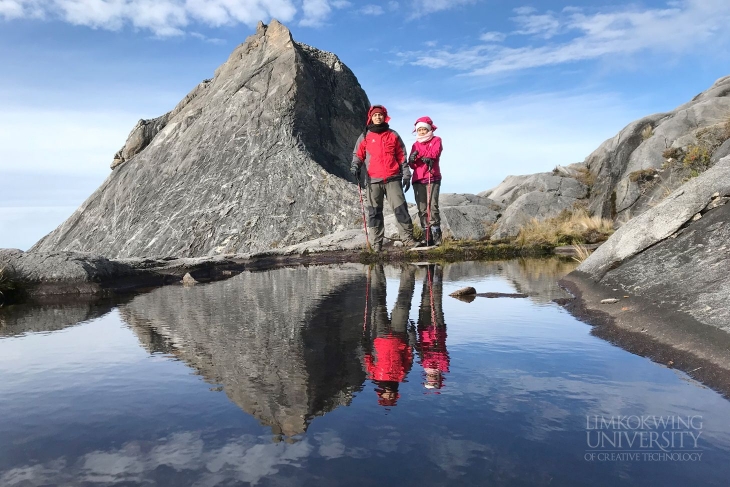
[566,155,730,328]
[583,75,730,224]
[32,20,369,258]
[468,76,730,240]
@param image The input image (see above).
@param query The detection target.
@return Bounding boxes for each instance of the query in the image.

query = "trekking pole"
[426,164,432,246]
[357,174,372,251]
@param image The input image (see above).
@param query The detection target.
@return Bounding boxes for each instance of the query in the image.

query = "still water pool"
[1,259,729,486]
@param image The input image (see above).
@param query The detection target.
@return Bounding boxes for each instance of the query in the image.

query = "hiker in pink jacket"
[408,116,443,246]
[416,264,449,390]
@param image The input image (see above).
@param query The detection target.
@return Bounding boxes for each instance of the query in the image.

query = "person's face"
[417,126,429,135]
[371,112,385,125]
[381,391,397,401]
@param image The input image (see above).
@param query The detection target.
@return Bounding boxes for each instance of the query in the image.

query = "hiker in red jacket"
[363,264,416,406]
[416,264,449,390]
[351,105,418,252]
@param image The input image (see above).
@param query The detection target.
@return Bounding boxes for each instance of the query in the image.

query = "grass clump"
[628,168,658,184]
[571,244,594,263]
[662,146,684,161]
[682,144,712,173]
[515,207,614,248]
[573,166,596,188]
[412,223,424,241]
[641,124,654,140]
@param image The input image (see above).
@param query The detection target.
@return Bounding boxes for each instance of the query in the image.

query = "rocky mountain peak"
[33,21,369,258]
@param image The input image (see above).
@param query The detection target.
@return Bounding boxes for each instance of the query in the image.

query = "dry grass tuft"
[515,208,614,248]
[412,223,424,241]
[641,124,654,140]
[573,166,596,188]
[571,243,594,263]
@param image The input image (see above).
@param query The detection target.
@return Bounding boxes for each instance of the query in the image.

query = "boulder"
[490,191,578,240]
[0,248,133,285]
[440,205,500,241]
[32,20,369,258]
[568,155,730,328]
[439,193,503,210]
[479,173,587,207]
[576,156,730,281]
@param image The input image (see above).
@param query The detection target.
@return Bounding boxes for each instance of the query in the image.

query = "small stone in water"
[450,287,477,297]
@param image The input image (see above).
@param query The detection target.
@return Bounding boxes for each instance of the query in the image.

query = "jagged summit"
[33,20,370,258]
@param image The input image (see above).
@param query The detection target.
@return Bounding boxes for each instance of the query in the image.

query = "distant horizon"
[2,0,729,250]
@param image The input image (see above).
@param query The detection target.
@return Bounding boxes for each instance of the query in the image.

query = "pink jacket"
[419,326,450,372]
[409,136,443,184]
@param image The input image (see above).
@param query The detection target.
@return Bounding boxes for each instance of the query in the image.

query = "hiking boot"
[431,226,442,246]
[401,237,420,249]
[372,242,382,252]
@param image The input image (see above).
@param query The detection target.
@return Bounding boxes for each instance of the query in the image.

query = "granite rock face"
[583,75,730,224]
[33,20,369,258]
[480,173,587,207]
[571,156,730,328]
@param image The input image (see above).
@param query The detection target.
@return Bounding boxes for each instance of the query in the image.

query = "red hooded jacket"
[352,106,409,182]
[364,334,413,382]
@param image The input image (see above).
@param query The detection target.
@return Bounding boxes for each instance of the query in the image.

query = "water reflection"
[363,265,416,407]
[119,265,368,436]
[4,260,730,486]
[416,265,449,391]
[0,298,118,338]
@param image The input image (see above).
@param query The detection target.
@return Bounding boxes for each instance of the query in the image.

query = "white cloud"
[300,0,330,26]
[408,0,476,19]
[479,31,506,42]
[299,0,350,26]
[0,0,45,19]
[511,9,561,38]
[401,0,730,75]
[0,0,301,36]
[190,31,225,44]
[360,4,383,16]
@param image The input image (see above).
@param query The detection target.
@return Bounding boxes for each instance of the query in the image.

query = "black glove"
[422,157,435,169]
[350,162,360,177]
[408,150,419,164]
[402,177,411,193]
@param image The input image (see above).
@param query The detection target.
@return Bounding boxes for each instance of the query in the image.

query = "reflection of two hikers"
[362,264,449,407]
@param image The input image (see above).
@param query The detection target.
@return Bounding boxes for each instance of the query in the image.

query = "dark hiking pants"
[366,179,414,247]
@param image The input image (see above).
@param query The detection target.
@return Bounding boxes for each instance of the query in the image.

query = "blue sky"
[1,0,730,249]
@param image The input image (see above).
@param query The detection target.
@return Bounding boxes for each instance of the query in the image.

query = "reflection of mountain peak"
[122,265,367,436]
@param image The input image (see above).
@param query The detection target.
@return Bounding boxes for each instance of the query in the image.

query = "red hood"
[367,105,391,124]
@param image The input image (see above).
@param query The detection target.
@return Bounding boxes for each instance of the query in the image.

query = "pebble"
[601,298,620,304]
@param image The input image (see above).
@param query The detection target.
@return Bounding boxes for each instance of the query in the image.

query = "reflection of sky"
[2,263,730,486]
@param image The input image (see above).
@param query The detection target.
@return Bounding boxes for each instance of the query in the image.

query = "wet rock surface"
[561,156,730,385]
